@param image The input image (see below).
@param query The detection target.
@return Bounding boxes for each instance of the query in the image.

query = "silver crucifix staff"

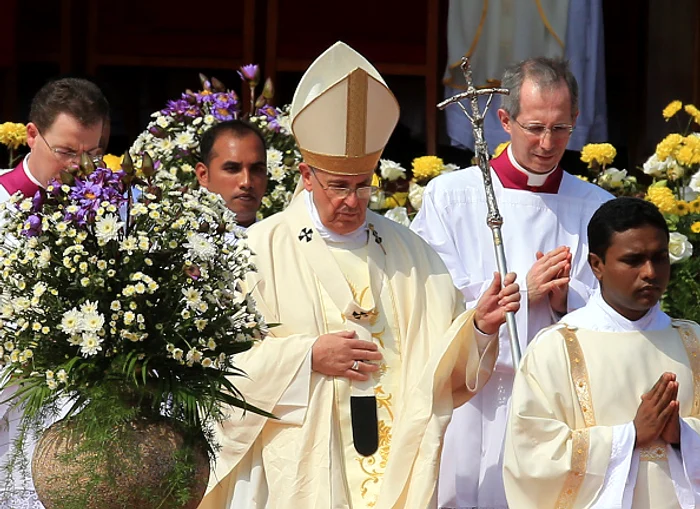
[437,57,522,367]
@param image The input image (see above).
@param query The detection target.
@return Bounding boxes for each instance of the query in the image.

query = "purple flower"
[65,168,127,224]
[22,214,42,237]
[31,190,45,212]
[211,93,241,122]
[257,105,281,132]
[238,64,260,86]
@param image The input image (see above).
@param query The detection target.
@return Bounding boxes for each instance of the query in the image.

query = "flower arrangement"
[580,142,640,196]
[130,67,300,220]
[0,122,28,167]
[0,154,268,506]
[371,155,459,226]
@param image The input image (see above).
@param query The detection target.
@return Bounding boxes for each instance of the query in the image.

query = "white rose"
[689,169,700,194]
[369,190,385,210]
[642,154,671,178]
[379,159,406,181]
[669,232,693,264]
[408,182,425,210]
[384,207,410,227]
[597,167,627,189]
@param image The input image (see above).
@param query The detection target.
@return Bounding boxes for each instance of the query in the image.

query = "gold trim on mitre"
[291,41,400,176]
[300,148,383,176]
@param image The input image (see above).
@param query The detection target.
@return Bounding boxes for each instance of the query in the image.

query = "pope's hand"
[312,331,383,381]
[474,272,520,335]
[526,246,571,314]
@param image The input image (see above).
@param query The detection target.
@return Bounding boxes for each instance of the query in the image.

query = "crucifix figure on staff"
[411,56,613,509]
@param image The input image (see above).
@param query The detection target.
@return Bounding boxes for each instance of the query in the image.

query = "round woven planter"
[32,417,209,509]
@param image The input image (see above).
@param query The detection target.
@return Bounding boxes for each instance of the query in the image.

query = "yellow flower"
[493,142,510,158]
[656,133,683,161]
[575,175,589,182]
[371,174,381,187]
[662,100,683,120]
[0,122,27,150]
[690,199,700,213]
[412,155,444,183]
[102,154,123,172]
[673,200,690,216]
[691,221,700,234]
[684,104,700,126]
[384,192,408,209]
[580,143,616,168]
[645,186,676,214]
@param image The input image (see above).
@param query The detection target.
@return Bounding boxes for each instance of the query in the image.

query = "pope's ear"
[298,163,314,192]
[589,252,604,282]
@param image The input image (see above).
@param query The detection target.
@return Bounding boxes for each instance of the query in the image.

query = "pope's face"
[589,225,670,321]
[498,78,576,174]
[300,163,373,235]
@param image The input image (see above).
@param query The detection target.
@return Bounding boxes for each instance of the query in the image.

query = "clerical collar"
[489,145,563,193]
[304,190,368,248]
[564,288,671,332]
[507,145,557,186]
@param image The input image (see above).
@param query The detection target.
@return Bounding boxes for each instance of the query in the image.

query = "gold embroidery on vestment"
[555,428,590,509]
[638,440,668,461]
[560,327,597,427]
[677,322,700,416]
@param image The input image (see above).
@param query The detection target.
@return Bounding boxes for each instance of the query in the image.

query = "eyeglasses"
[37,129,103,166]
[511,118,574,139]
[310,168,377,201]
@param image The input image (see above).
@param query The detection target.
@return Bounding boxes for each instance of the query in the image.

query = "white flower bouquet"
[0,155,268,505]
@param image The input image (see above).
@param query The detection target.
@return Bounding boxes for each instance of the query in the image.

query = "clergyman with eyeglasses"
[0,76,109,506]
[410,57,614,509]
[0,77,110,204]
[199,41,521,509]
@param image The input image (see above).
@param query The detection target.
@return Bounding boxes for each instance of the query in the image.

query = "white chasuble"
[504,319,700,509]
[198,193,498,509]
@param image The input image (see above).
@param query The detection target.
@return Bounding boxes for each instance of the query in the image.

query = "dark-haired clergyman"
[505,197,700,509]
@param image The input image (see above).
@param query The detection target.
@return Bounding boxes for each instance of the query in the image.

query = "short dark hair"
[29,77,110,131]
[501,57,579,120]
[199,120,267,166]
[588,197,669,261]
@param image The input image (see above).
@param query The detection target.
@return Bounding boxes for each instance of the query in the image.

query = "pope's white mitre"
[291,41,400,175]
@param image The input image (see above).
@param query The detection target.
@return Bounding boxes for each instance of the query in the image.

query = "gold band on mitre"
[299,147,382,175]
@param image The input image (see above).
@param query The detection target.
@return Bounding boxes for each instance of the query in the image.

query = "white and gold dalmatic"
[504,291,700,509]
[197,42,499,509]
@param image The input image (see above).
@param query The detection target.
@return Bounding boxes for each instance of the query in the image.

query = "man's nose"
[239,168,252,188]
[641,260,658,280]
[539,130,555,150]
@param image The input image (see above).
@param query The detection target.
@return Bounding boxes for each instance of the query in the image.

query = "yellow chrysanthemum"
[691,221,700,234]
[384,192,408,208]
[645,186,676,215]
[690,199,700,213]
[685,104,700,126]
[101,154,123,172]
[580,143,616,168]
[493,142,510,158]
[371,174,381,187]
[0,122,27,150]
[673,200,690,216]
[676,141,700,167]
[655,133,683,161]
[662,100,683,120]
[412,155,444,183]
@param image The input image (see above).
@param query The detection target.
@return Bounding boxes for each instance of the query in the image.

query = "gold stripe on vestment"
[555,428,590,509]
[560,327,597,427]
[677,321,700,416]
